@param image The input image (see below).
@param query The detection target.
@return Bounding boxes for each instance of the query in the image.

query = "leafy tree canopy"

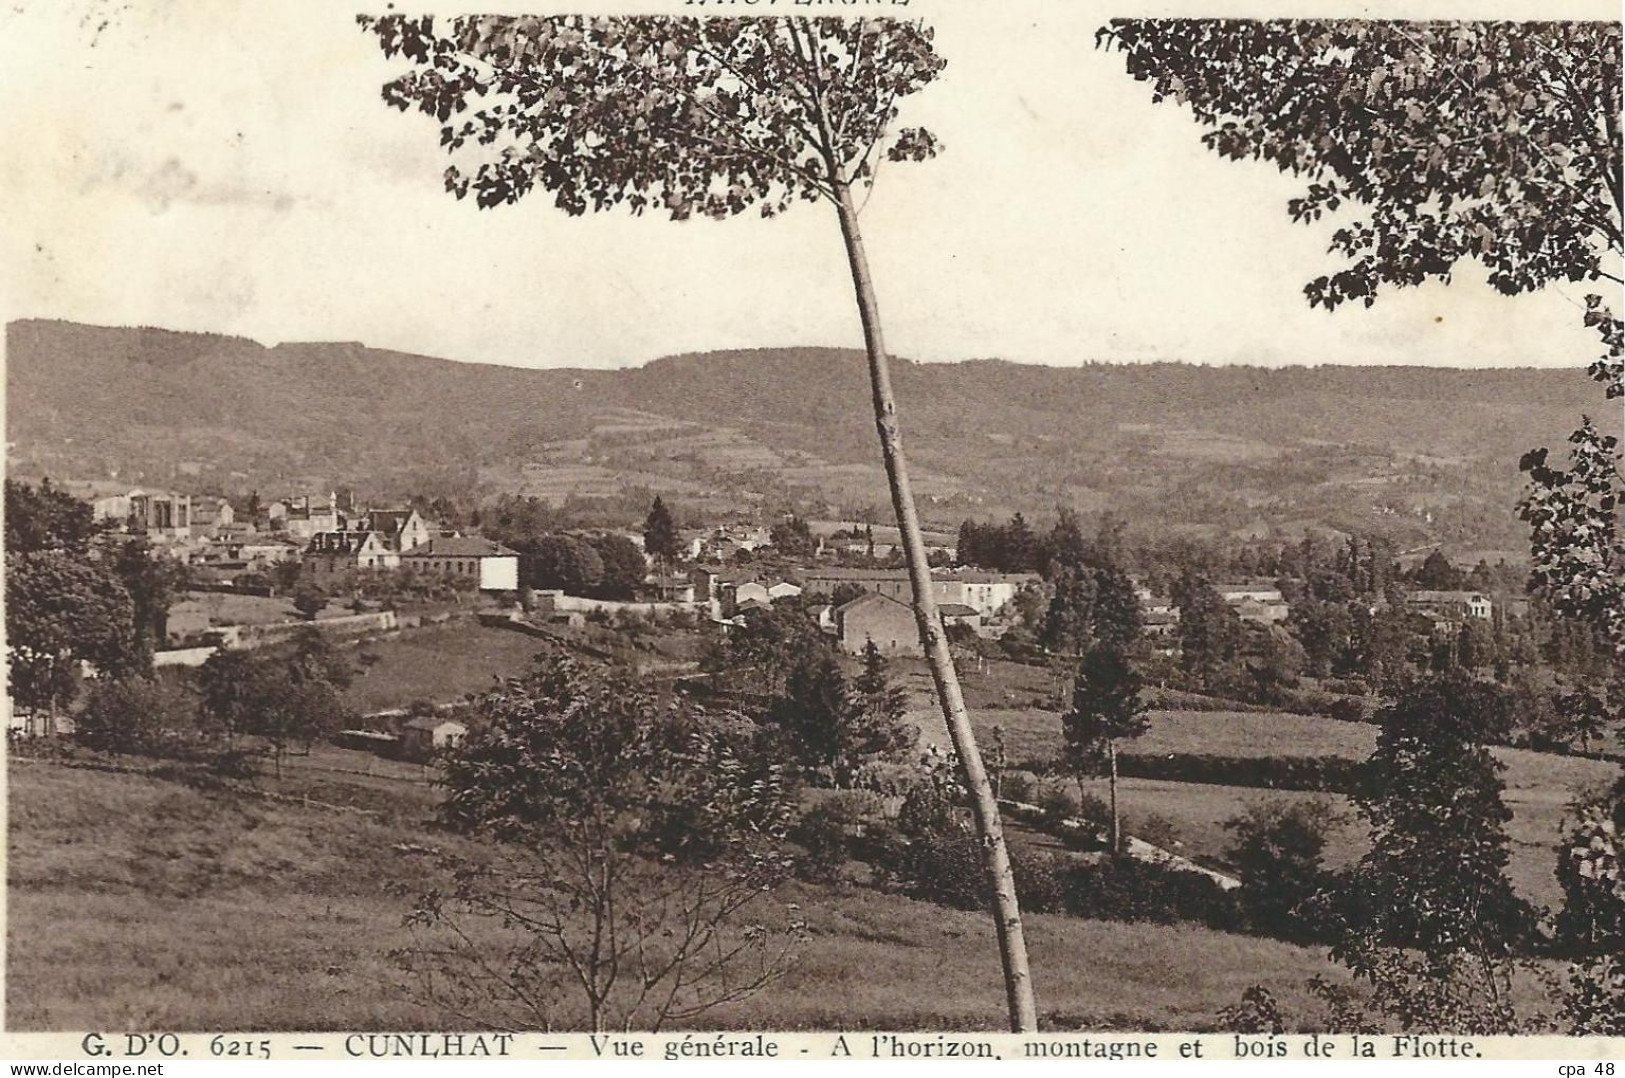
[6,551,139,711]
[1520,418,1624,654]
[361,14,945,219]
[5,479,97,555]
[1061,641,1150,773]
[1346,674,1532,957]
[1100,20,1622,310]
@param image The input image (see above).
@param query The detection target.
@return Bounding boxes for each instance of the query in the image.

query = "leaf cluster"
[360,15,945,218]
[1100,20,1622,308]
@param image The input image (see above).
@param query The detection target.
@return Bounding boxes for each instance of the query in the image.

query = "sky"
[0,0,1619,373]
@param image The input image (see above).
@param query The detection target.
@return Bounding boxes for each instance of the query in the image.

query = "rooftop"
[402,716,468,733]
[400,537,518,558]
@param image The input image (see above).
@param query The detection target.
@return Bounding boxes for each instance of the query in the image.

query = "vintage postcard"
[1,0,1621,1062]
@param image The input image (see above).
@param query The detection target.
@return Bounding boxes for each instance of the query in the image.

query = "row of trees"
[75,628,358,779]
[482,530,648,598]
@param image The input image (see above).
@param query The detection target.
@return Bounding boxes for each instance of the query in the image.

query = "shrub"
[851,757,929,798]
[1133,812,1181,851]
[999,771,1036,805]
[209,748,261,781]
[1061,857,1240,930]
[1011,851,1068,914]
[1218,985,1289,1034]
[1117,752,1360,793]
[1076,790,1112,821]
[1326,697,1369,724]
[793,791,887,882]
[292,584,327,621]
[1224,798,1342,944]
[890,823,985,911]
[1037,785,1079,829]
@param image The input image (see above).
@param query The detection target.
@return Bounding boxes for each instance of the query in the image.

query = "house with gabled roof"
[398,716,468,762]
[400,536,520,591]
[355,508,432,552]
[835,592,920,656]
[302,530,398,582]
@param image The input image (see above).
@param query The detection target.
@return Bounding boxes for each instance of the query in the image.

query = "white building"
[400,537,520,591]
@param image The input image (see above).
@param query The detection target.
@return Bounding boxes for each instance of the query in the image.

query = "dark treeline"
[480,496,648,599]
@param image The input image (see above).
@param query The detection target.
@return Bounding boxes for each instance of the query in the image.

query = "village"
[12,480,1509,757]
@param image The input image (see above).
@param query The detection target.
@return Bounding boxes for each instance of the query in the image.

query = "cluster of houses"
[298,502,520,592]
[64,481,308,578]
[60,479,1501,662]
[1133,580,1494,651]
[685,562,1497,661]
[683,520,957,566]
[687,564,1042,657]
[64,482,524,594]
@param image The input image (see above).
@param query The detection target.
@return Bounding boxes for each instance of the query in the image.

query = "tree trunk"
[832,182,1038,1032]
[1108,740,1121,856]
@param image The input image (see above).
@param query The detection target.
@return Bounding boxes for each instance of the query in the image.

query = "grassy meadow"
[10,755,1363,1032]
[13,639,1614,1031]
[902,699,1618,911]
[342,625,549,714]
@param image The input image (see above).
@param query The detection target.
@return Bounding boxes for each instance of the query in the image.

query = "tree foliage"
[1061,643,1149,771]
[768,516,816,558]
[765,642,915,785]
[1100,20,1622,309]
[1346,675,1532,956]
[849,639,917,765]
[414,655,801,1031]
[1322,674,1536,1031]
[1520,417,1624,655]
[361,14,944,221]
[5,479,98,555]
[76,674,201,756]
[1060,641,1150,853]
[1224,798,1340,943]
[292,583,328,621]
[441,655,794,855]
[6,550,139,716]
[196,634,353,775]
[522,534,605,595]
[1553,779,1625,1034]
[109,537,188,663]
[589,532,647,600]
[642,495,681,562]
[706,600,831,696]
[1175,575,1243,692]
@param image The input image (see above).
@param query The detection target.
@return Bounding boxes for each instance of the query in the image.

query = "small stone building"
[398,717,468,762]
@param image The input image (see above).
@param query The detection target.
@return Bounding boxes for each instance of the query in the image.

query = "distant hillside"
[4,319,1600,549]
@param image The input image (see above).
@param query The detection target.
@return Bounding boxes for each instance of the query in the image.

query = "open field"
[902,699,1619,911]
[167,591,359,638]
[342,625,549,714]
[9,756,1383,1032]
[952,706,1381,766]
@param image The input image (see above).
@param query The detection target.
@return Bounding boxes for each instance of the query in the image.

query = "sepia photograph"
[2,0,1622,1047]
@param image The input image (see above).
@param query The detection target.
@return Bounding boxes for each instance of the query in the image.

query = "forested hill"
[4,319,1599,549]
